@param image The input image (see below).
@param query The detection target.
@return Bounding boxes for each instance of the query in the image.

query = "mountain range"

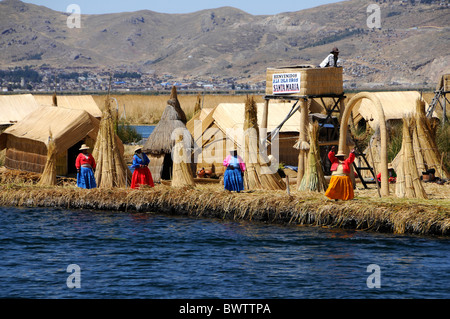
[0,0,449,88]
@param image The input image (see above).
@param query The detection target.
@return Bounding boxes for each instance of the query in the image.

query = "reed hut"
[143,87,194,182]
[0,106,101,176]
[353,92,437,179]
[187,101,320,176]
[0,94,41,130]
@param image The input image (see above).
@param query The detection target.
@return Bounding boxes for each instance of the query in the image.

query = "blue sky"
[22,0,343,15]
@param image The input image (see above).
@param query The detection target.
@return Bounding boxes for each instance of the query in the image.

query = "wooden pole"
[286,175,290,196]
[261,98,269,148]
[297,98,308,187]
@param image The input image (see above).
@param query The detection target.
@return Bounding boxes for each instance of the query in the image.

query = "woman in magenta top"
[223,149,246,192]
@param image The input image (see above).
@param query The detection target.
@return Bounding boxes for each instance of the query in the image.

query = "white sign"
[272,72,301,94]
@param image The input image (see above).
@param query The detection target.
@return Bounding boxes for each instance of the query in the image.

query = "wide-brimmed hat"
[331,47,339,54]
[79,144,90,151]
[336,151,346,157]
[134,146,143,153]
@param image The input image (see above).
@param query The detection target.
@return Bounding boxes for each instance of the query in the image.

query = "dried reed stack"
[93,97,132,188]
[52,92,57,107]
[168,86,187,124]
[299,122,328,192]
[38,129,57,186]
[171,132,195,188]
[193,93,202,116]
[243,96,285,190]
[395,117,428,199]
[414,98,449,179]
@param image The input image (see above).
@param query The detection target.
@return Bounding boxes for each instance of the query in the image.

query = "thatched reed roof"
[213,102,303,135]
[0,106,99,154]
[143,104,193,155]
[0,94,41,126]
[33,95,102,118]
[352,91,434,128]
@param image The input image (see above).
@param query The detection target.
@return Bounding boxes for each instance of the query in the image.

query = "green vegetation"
[116,119,142,144]
[0,66,42,84]
[114,72,141,79]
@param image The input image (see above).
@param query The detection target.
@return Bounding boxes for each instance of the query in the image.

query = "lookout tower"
[427,74,449,126]
[262,65,347,183]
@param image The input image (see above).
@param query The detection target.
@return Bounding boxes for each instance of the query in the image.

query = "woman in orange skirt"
[325,146,356,201]
[131,146,154,189]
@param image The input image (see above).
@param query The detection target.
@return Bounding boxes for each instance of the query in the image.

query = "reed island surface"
[0,167,449,237]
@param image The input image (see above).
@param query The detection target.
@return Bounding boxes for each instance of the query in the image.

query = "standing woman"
[131,146,154,189]
[223,149,246,192]
[75,144,97,189]
[325,146,356,201]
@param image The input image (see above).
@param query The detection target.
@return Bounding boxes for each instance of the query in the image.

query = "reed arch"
[339,92,389,196]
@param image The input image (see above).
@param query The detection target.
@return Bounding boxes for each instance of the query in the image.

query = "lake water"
[0,206,448,300]
[133,125,155,140]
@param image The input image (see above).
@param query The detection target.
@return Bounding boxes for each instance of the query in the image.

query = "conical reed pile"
[396,116,428,199]
[299,122,328,192]
[93,97,132,188]
[38,129,57,186]
[243,96,285,190]
[171,132,195,188]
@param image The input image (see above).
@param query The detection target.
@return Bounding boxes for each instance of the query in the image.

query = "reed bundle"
[243,96,285,190]
[193,93,202,116]
[413,99,449,179]
[395,117,428,199]
[38,129,57,186]
[0,180,448,236]
[52,92,57,107]
[93,97,132,188]
[299,122,328,192]
[171,132,195,188]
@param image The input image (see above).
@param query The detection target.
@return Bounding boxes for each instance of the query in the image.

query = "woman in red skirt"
[131,146,154,189]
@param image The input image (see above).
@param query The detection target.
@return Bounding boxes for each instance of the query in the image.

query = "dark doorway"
[67,141,85,176]
[161,153,173,180]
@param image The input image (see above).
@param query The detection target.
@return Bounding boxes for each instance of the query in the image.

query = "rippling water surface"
[0,207,448,299]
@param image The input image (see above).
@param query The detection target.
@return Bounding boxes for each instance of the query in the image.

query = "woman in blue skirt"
[223,149,246,192]
[75,144,97,189]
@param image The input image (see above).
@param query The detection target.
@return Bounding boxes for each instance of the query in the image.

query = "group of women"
[76,143,356,201]
[75,144,154,190]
